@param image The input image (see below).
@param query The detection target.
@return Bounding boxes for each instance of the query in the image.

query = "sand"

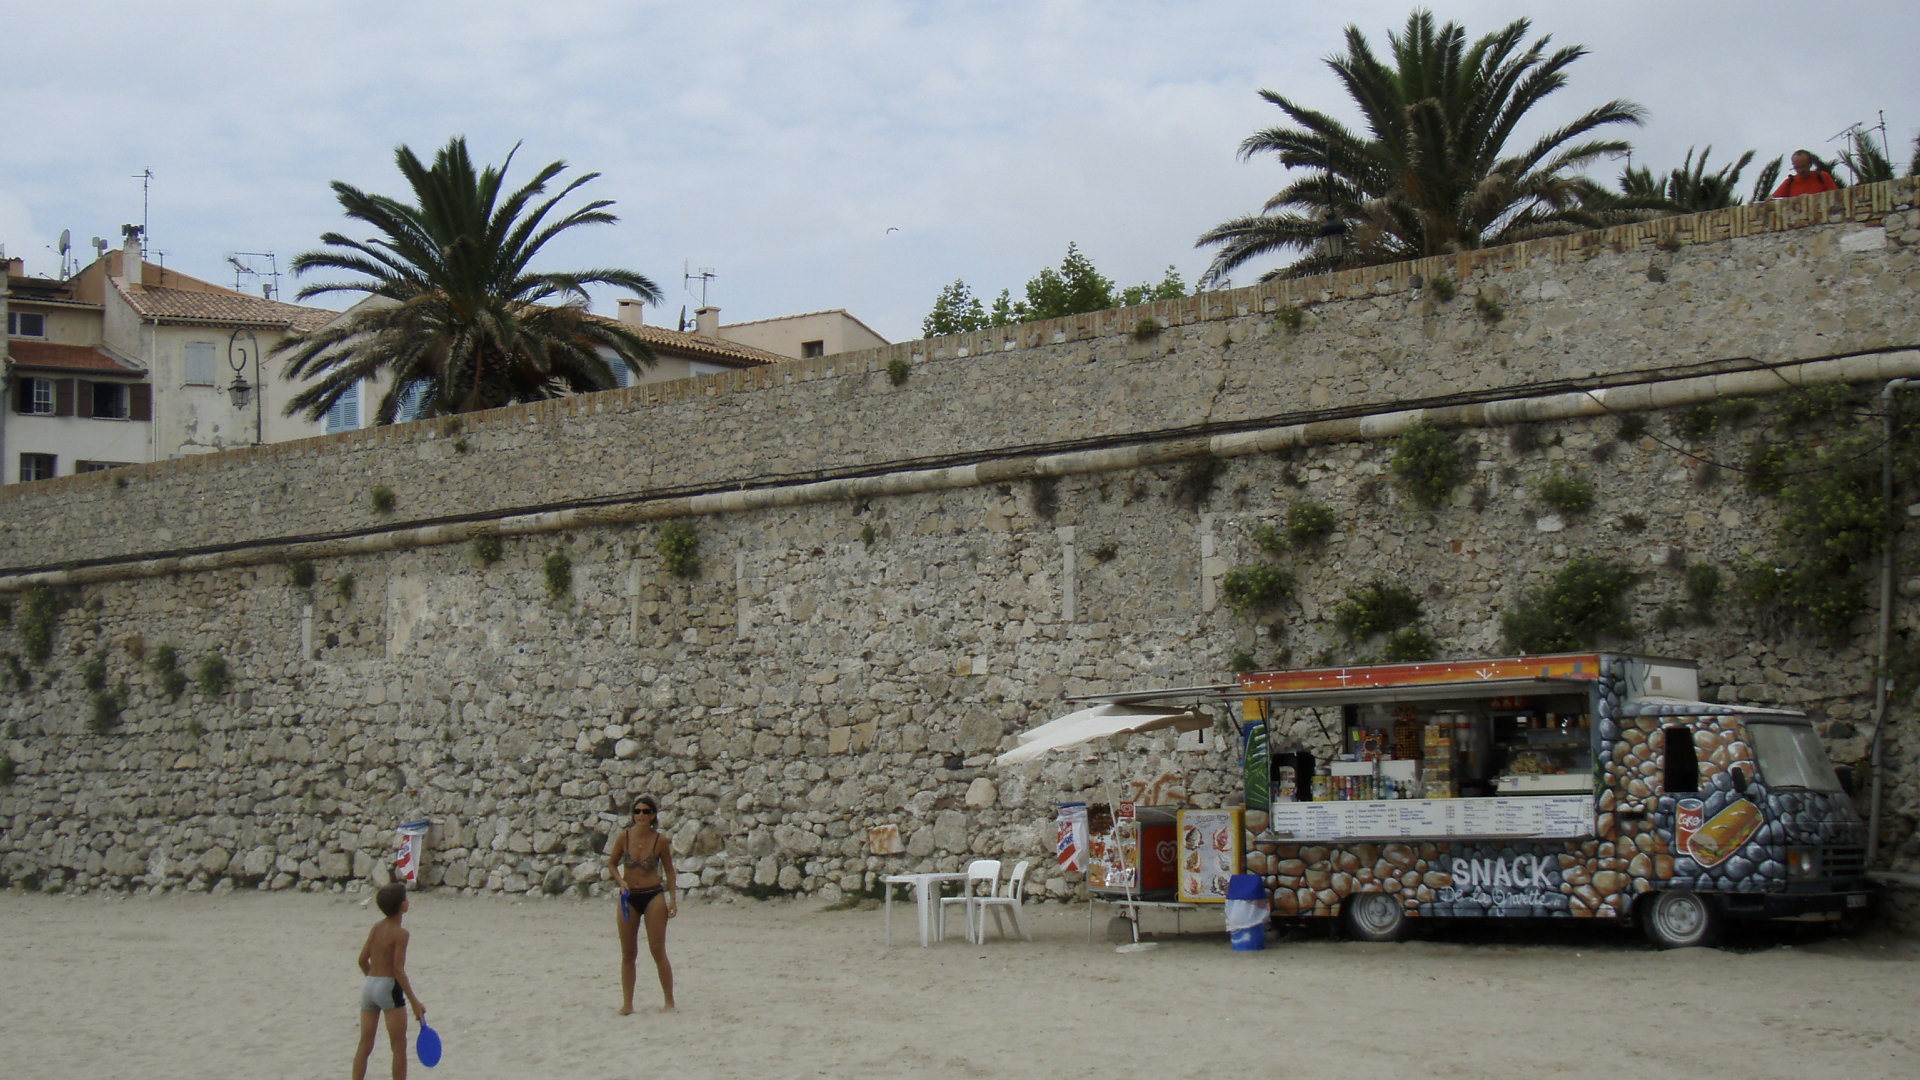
[1,889,1915,1080]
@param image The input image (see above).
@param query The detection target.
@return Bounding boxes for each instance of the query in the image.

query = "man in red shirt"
[1771,149,1839,198]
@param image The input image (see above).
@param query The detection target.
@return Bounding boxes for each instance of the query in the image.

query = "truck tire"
[1342,892,1408,942]
[1641,890,1720,949]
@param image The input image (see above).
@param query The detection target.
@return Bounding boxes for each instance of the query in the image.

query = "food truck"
[1093,653,1871,947]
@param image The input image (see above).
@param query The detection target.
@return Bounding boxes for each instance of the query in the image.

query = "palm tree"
[1617,146,1755,213]
[277,137,662,424]
[1196,10,1644,283]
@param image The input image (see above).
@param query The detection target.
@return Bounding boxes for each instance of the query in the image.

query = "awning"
[993,704,1211,766]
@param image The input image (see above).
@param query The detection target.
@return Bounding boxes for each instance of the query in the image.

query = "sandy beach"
[2,890,1915,1080]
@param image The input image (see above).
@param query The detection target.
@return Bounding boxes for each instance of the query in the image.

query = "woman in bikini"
[608,793,677,1014]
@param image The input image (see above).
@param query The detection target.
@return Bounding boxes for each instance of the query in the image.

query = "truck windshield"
[1747,721,1843,791]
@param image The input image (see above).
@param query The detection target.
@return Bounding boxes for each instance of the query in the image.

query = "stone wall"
[2,182,1918,923]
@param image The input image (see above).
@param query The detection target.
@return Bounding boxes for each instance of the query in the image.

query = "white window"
[18,378,54,415]
[800,339,825,358]
[7,312,47,337]
[184,342,217,386]
[19,453,56,481]
[92,382,129,420]
[324,381,360,434]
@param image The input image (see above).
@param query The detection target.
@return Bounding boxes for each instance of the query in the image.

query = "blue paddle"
[416,1022,442,1068]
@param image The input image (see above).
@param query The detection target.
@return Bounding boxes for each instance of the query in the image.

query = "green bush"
[886,357,910,386]
[89,686,127,734]
[1221,565,1295,614]
[1381,626,1439,662]
[286,560,316,589]
[370,485,396,515]
[81,655,108,692]
[543,550,573,599]
[1131,316,1162,340]
[1332,581,1423,641]
[1229,651,1258,674]
[1389,422,1465,509]
[195,655,231,696]
[470,532,503,566]
[1427,275,1456,302]
[1284,501,1337,546]
[1501,557,1642,653]
[19,586,59,663]
[1537,470,1596,516]
[657,520,700,578]
[1474,296,1504,323]
[1275,306,1305,332]
[0,751,14,784]
[1249,523,1288,556]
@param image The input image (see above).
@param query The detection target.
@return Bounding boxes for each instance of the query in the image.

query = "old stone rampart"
[2,181,1918,923]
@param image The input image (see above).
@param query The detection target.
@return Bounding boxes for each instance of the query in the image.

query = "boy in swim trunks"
[354,883,427,1080]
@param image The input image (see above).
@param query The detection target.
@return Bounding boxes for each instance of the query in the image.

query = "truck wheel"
[1641,891,1720,949]
[1342,893,1408,942]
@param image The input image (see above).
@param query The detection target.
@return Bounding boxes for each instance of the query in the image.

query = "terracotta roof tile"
[591,315,791,368]
[4,341,141,374]
[118,284,337,332]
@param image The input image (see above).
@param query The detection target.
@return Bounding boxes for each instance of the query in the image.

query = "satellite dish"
[59,230,71,254]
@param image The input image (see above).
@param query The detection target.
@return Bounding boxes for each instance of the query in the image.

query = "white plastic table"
[882,872,969,947]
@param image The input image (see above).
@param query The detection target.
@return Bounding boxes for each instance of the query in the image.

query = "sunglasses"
[633,807,656,816]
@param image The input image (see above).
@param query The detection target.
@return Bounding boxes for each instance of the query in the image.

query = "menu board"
[1176,809,1243,903]
[1268,796,1593,841]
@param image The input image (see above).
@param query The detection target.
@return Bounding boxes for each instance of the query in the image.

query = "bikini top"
[626,830,662,873]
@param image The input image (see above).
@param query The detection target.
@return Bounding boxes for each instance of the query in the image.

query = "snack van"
[1089,653,1871,947]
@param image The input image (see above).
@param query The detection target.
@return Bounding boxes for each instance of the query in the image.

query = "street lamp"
[227,328,263,444]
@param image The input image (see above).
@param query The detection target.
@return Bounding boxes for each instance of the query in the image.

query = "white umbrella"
[993,704,1211,766]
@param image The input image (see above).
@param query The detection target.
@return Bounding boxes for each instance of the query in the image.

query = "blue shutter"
[325,382,360,433]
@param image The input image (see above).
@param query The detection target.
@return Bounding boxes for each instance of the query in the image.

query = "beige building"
[685,305,888,359]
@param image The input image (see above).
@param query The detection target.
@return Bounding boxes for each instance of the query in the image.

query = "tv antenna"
[132,166,154,253]
[226,251,282,299]
[1826,111,1892,182]
[683,262,716,307]
[58,230,72,278]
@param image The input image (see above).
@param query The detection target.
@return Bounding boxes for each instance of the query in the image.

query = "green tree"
[922,279,990,336]
[1617,146,1755,213]
[277,137,662,423]
[1021,243,1115,320]
[1119,265,1189,307]
[1836,130,1894,185]
[1196,10,1644,283]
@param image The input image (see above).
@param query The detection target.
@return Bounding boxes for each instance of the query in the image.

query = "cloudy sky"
[3,1,1915,343]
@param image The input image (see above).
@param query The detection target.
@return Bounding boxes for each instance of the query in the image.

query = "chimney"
[120,225,144,286]
[616,297,647,326]
[695,306,719,337]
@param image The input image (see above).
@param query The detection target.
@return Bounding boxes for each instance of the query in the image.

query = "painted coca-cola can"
[1675,798,1705,856]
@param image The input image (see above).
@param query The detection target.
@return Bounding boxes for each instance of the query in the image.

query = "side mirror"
[1834,764,1857,798]
[1730,764,1751,794]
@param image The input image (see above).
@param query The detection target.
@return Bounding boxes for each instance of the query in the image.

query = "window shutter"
[55,379,75,417]
[76,380,95,419]
[12,379,26,414]
[130,383,153,421]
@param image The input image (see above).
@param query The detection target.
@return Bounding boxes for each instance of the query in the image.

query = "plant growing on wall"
[335,574,355,602]
[370,485,396,515]
[19,586,60,663]
[470,532,503,566]
[1132,316,1163,340]
[0,751,14,785]
[657,520,700,578]
[1381,626,1439,662]
[1389,422,1465,509]
[543,550,573,599]
[886,357,910,386]
[1501,556,1641,652]
[150,644,188,701]
[81,655,108,692]
[1474,295,1504,323]
[1284,501,1337,546]
[88,685,128,734]
[1426,275,1456,302]
[1275,306,1306,332]
[3,653,27,692]
[1537,469,1595,515]
[1332,580,1423,641]
[1222,565,1295,614]
[195,655,231,696]
[286,560,317,589]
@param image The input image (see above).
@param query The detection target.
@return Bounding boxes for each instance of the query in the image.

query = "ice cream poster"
[1176,808,1243,902]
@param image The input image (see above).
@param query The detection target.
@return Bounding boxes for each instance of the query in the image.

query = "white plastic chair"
[974,859,1033,942]
[937,859,1001,943]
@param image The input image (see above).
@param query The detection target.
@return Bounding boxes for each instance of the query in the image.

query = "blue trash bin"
[1225,874,1269,951]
